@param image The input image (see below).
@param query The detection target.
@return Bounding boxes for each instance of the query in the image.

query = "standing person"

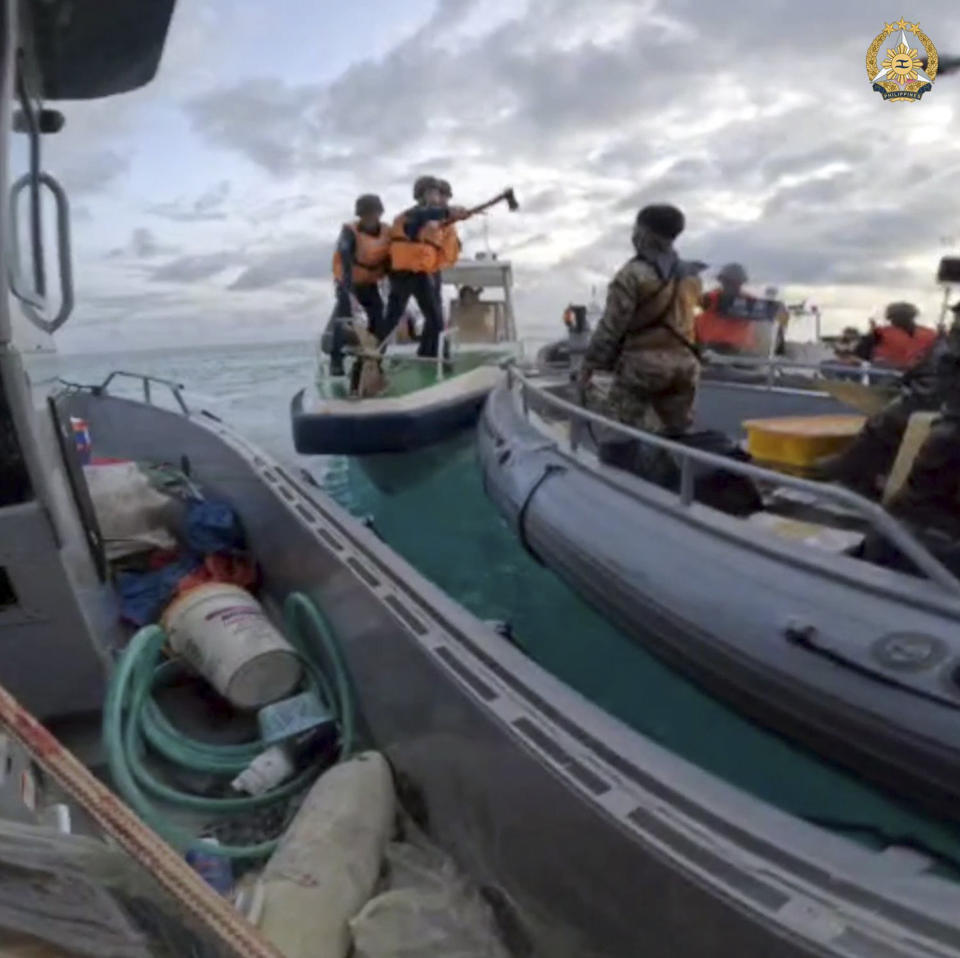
[694,262,760,354]
[382,176,465,357]
[329,194,390,374]
[853,301,937,370]
[578,204,702,436]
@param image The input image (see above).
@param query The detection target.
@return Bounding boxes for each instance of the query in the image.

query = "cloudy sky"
[18,0,960,352]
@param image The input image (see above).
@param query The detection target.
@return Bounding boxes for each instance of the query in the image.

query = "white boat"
[291,258,520,457]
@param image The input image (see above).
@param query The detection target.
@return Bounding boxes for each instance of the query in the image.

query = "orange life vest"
[438,225,461,270]
[694,289,759,351]
[388,212,459,274]
[332,222,390,285]
[872,324,937,369]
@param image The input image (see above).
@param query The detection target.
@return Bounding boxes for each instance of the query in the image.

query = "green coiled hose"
[102,591,355,859]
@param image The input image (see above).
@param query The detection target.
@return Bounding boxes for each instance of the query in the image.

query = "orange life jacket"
[332,222,390,285]
[872,324,937,369]
[438,224,461,270]
[388,212,459,274]
[694,289,759,351]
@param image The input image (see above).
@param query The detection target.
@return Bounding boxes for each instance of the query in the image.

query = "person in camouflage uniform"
[822,302,953,499]
[579,204,703,435]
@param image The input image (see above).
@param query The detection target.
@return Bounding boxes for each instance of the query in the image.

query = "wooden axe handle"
[443,190,510,225]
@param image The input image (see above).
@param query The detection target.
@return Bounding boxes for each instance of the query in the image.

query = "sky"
[15,0,960,352]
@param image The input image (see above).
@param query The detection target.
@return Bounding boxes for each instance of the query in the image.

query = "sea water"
[38,340,960,871]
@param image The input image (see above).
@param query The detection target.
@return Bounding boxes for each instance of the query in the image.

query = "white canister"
[162,583,302,710]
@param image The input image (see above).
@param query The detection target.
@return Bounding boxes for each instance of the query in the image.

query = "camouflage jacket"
[583,247,702,374]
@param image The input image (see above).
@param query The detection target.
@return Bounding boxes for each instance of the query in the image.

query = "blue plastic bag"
[184,500,246,555]
[116,556,201,626]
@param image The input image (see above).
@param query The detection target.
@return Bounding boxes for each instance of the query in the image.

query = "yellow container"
[743,415,866,473]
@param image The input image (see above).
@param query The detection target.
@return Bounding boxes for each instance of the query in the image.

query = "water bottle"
[70,417,91,464]
[186,838,234,895]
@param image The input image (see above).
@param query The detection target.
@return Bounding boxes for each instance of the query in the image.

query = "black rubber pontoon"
[478,367,960,824]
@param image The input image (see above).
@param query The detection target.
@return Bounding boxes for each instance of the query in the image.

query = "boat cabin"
[442,257,517,347]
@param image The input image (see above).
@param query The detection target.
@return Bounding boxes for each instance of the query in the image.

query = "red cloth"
[176,554,258,596]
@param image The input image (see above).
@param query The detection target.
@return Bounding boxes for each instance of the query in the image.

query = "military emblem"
[867,19,938,102]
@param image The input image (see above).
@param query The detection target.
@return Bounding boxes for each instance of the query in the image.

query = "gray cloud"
[184,77,325,178]
[58,150,130,195]
[148,180,232,221]
[151,251,239,283]
[110,227,178,260]
[244,194,319,226]
[73,0,960,350]
[228,242,331,291]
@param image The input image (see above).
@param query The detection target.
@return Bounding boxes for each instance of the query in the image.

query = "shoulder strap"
[630,266,702,362]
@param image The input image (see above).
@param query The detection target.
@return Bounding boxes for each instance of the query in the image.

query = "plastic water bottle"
[70,417,91,464]
[186,838,234,895]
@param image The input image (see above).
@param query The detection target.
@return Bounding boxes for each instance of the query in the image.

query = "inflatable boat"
[478,365,960,823]
[292,259,519,457]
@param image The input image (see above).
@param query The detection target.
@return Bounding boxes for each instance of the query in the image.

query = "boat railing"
[59,370,190,415]
[702,352,902,388]
[506,365,960,597]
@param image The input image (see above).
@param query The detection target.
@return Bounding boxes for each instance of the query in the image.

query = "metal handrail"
[94,370,190,415]
[8,171,74,333]
[506,365,960,597]
[702,352,903,386]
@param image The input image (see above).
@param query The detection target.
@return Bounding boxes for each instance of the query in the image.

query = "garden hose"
[102,591,355,859]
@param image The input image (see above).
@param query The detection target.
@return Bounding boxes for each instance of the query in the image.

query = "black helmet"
[413,175,440,201]
[438,179,452,199]
[885,301,919,324]
[717,262,748,285]
[355,193,384,217]
[635,204,685,241]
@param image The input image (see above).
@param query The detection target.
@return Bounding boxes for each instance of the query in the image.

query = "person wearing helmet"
[852,301,937,370]
[693,262,764,354]
[579,203,703,436]
[327,193,389,375]
[821,302,952,499]
[383,176,466,357]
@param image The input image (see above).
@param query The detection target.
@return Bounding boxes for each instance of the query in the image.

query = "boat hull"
[478,377,960,825]
[291,365,502,456]
[40,387,960,957]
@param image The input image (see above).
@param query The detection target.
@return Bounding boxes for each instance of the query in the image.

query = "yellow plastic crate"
[743,415,866,472]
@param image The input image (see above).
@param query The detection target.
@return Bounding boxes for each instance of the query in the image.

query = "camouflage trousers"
[823,391,933,497]
[889,412,960,536]
[605,350,699,435]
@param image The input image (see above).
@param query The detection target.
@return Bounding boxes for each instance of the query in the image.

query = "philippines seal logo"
[867,19,938,102]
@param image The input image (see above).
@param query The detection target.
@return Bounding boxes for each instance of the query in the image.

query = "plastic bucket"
[162,584,302,710]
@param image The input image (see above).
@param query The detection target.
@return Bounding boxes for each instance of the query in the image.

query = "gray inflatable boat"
[478,366,960,822]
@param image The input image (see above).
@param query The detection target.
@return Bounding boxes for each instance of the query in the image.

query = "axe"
[445,187,519,224]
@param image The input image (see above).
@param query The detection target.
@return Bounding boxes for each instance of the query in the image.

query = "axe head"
[503,187,519,212]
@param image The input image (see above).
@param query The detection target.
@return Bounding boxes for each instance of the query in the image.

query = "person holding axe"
[383,175,466,358]
[383,177,520,357]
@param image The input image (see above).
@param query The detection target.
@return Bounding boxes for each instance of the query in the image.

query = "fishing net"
[0,819,227,957]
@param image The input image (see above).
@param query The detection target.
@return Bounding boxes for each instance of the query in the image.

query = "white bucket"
[162,583,302,710]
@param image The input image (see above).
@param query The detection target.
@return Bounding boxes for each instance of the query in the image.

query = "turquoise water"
[43,340,960,870]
